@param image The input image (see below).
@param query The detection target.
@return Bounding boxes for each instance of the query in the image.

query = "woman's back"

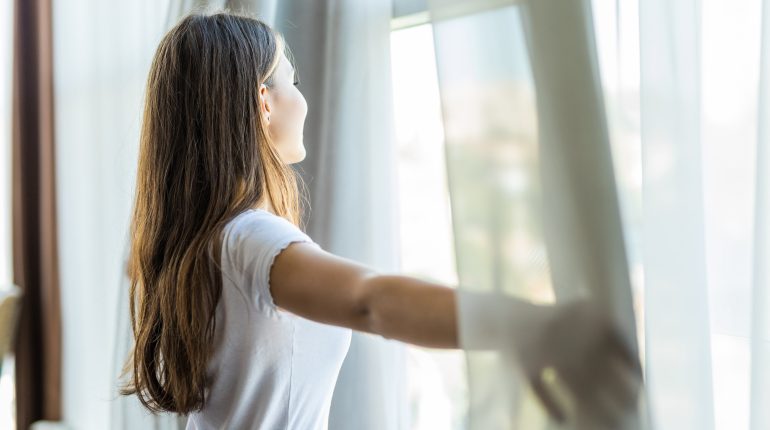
[186,209,351,430]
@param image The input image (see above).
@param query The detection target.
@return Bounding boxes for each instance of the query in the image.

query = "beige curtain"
[11,0,62,428]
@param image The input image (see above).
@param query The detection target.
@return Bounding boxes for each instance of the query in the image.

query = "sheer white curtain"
[427,0,642,428]
[250,2,410,429]
[428,0,770,429]
[753,2,770,428]
[640,0,768,429]
[638,0,714,428]
[635,0,769,428]
[50,1,178,430]
[0,0,11,290]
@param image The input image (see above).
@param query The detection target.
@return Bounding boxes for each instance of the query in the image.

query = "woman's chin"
[288,148,306,164]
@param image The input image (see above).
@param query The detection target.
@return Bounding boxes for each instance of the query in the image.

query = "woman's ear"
[259,83,271,122]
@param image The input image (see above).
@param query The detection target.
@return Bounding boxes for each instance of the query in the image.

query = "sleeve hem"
[258,236,316,318]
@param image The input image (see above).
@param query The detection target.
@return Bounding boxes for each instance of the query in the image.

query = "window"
[392,1,755,429]
[390,22,468,430]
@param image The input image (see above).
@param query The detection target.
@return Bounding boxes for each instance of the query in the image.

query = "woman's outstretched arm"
[269,241,568,351]
[267,241,461,348]
[269,241,642,426]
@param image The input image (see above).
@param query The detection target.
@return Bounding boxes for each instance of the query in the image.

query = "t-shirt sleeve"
[228,211,320,317]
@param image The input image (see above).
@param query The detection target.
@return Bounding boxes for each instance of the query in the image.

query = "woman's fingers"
[586,363,640,429]
[603,326,644,414]
[558,360,618,428]
[579,388,624,430]
[555,340,642,428]
[520,300,644,427]
[605,354,642,411]
[607,324,643,378]
[530,374,566,424]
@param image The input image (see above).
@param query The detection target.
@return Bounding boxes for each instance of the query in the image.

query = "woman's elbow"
[354,273,392,337]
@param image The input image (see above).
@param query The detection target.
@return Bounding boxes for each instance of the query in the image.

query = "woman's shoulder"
[227,208,299,230]
[223,209,315,251]
[220,209,320,307]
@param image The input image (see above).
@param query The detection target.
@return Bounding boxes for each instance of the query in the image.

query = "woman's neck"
[255,200,274,214]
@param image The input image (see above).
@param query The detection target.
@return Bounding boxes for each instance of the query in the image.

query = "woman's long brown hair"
[119,11,305,414]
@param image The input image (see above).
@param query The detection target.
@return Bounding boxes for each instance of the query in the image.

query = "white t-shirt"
[186,209,352,430]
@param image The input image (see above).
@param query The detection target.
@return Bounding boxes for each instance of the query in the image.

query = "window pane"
[390,23,468,430]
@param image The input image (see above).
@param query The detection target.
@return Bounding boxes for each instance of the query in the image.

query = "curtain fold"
[753,2,770,427]
[11,0,62,429]
[749,0,770,430]
[430,0,770,428]
[638,1,716,428]
[238,2,409,429]
[50,1,176,429]
[519,1,645,428]
[426,3,552,426]
[427,0,644,428]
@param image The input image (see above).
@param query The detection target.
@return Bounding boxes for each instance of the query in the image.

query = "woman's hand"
[512,300,643,429]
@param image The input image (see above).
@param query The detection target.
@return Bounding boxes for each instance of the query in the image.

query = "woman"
[121,11,641,430]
